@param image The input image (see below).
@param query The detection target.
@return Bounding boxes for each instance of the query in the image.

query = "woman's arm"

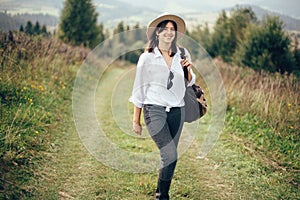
[132,105,142,135]
[187,66,192,82]
[185,49,196,86]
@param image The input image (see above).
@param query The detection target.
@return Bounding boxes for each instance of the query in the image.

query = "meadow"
[0,32,299,199]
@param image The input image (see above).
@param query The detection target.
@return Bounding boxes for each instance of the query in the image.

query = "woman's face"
[157,21,176,45]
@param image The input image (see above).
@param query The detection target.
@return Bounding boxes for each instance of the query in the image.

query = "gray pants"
[143,104,185,181]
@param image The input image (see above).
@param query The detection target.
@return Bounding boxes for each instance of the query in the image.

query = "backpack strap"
[179,47,189,81]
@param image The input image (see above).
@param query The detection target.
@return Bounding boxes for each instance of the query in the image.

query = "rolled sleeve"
[129,53,148,108]
[187,68,196,86]
[129,95,143,108]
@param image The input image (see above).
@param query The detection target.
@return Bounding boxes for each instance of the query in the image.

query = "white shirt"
[129,47,196,110]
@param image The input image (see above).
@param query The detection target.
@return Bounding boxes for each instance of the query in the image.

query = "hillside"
[1,0,300,31]
[0,32,299,198]
[240,5,300,31]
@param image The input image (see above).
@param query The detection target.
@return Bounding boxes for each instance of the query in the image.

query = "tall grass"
[216,59,299,182]
[219,60,299,130]
[0,32,88,198]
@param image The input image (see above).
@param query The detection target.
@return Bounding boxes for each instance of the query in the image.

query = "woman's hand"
[181,58,192,81]
[181,58,192,69]
[132,122,142,135]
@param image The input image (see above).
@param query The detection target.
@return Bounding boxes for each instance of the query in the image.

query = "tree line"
[0,12,58,32]
[6,0,299,75]
[58,1,299,75]
[19,21,49,36]
[188,6,300,75]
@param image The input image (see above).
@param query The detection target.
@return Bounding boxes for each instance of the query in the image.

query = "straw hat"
[147,12,186,39]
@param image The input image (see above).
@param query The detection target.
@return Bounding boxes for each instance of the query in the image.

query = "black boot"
[155,187,160,200]
[154,179,160,200]
[158,179,171,200]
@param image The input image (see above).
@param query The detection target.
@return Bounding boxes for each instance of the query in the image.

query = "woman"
[129,13,195,200]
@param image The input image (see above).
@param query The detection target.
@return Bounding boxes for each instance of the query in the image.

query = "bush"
[234,15,295,73]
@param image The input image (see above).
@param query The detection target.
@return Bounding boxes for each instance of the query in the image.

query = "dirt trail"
[33,121,237,200]
[29,66,292,199]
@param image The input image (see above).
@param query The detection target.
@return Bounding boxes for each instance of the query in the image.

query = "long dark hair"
[145,20,178,57]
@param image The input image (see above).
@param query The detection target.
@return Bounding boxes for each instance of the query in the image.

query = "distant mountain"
[0,0,299,32]
[185,4,300,31]
[93,0,159,29]
[0,0,159,30]
[254,0,300,19]
[219,5,300,31]
[115,0,300,19]
[0,0,62,16]
[244,5,300,31]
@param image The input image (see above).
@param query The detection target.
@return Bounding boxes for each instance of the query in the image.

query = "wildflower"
[39,85,45,91]
[35,131,39,134]
[289,126,294,129]
[287,103,291,108]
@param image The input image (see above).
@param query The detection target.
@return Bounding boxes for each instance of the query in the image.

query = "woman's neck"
[158,42,171,55]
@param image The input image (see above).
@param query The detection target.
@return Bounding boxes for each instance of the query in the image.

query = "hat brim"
[147,13,186,40]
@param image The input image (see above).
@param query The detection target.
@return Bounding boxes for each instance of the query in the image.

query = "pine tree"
[210,7,256,62]
[58,0,100,48]
[25,21,33,35]
[19,25,24,32]
[41,25,48,36]
[113,21,125,44]
[33,21,41,35]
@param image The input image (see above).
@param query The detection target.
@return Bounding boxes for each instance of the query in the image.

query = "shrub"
[234,15,295,74]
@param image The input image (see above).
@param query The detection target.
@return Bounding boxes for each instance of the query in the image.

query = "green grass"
[27,64,299,200]
[0,32,88,199]
[1,33,299,199]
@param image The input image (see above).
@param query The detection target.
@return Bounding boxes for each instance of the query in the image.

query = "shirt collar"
[154,47,162,58]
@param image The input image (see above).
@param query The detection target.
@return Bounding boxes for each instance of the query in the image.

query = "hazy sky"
[116,0,261,11]
[115,0,299,18]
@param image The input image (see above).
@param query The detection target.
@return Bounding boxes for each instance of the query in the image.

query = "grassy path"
[29,64,298,200]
